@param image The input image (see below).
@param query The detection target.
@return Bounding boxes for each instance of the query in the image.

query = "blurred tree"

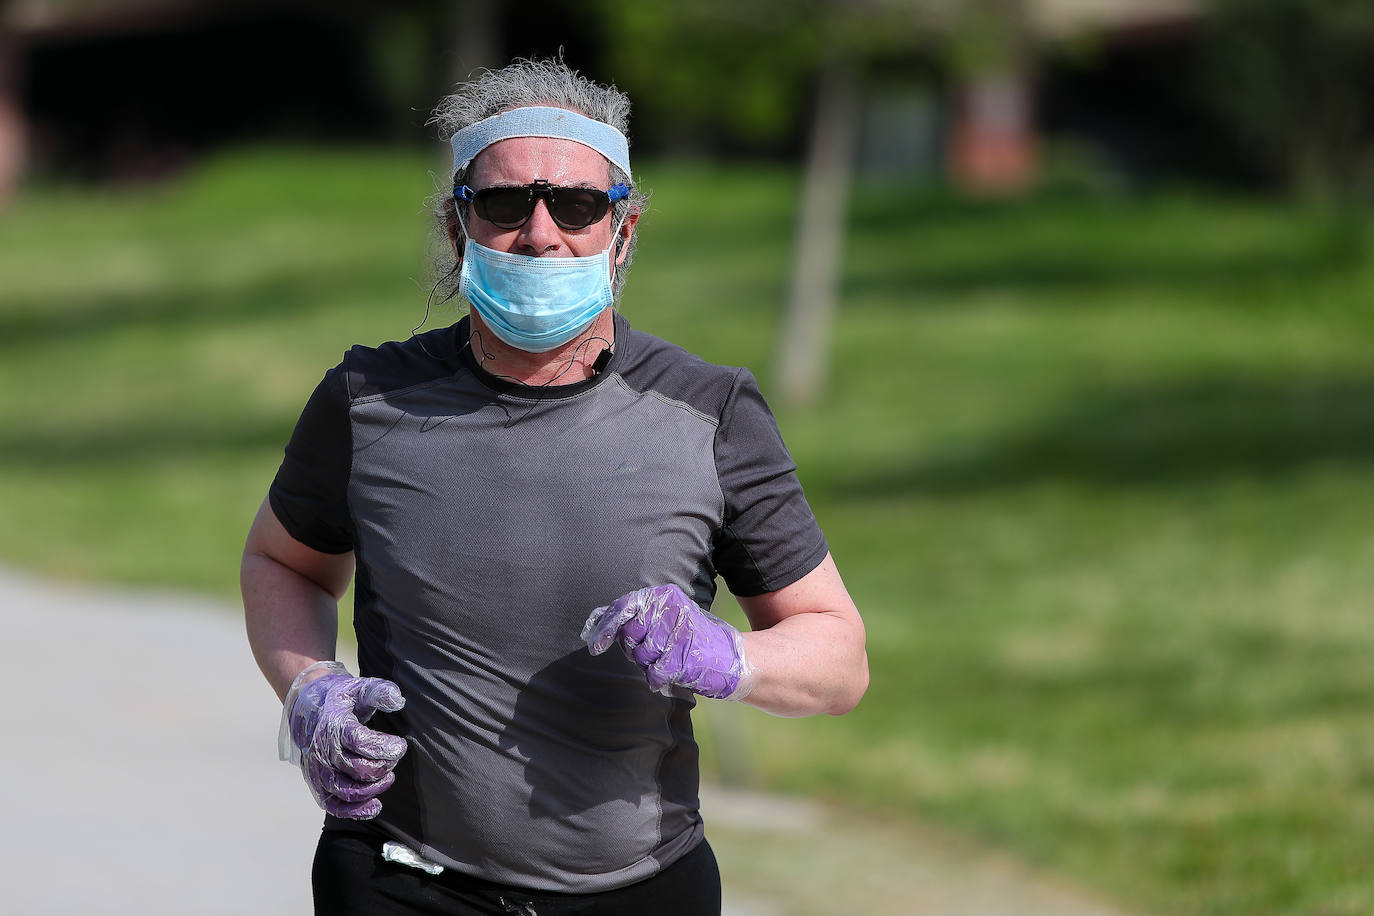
[1200,0,1374,199]
[596,1,867,155]
[596,0,938,405]
[944,0,1037,195]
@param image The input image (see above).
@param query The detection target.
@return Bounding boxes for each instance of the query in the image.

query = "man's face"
[464,135,635,264]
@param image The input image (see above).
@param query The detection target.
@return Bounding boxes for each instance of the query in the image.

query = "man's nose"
[516,198,563,254]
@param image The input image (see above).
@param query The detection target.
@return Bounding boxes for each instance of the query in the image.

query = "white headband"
[449,106,632,179]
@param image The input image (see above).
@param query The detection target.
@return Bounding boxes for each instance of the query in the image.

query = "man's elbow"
[825,650,869,716]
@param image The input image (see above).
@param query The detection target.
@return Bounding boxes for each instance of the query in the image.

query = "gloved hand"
[583,584,755,701]
[280,662,408,819]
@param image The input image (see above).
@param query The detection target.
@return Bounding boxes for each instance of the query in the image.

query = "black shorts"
[312,829,722,915]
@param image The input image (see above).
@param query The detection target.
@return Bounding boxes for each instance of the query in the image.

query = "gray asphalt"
[4,569,320,915]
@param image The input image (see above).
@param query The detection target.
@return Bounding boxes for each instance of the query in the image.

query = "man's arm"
[736,552,868,718]
[241,496,354,702]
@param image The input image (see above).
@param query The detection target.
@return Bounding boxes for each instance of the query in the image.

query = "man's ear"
[614,212,639,265]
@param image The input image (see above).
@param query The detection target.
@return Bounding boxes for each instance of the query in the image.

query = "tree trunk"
[776,57,861,408]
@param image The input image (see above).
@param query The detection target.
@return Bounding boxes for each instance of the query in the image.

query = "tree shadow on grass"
[844,245,1344,302]
[0,258,418,349]
[837,373,1374,498]
[0,415,295,467]
[844,191,1366,303]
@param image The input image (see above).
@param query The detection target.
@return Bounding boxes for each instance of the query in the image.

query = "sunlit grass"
[4,148,1374,914]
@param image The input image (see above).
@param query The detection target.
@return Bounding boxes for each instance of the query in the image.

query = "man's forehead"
[471,136,612,186]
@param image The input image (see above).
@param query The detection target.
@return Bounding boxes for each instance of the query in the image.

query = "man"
[242,57,867,916]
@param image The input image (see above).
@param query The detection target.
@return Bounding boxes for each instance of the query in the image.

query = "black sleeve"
[712,368,829,597]
[267,361,355,554]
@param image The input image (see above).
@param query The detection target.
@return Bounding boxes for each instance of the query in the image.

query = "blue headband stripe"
[449,106,632,179]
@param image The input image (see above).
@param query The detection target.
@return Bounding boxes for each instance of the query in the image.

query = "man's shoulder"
[618,323,751,421]
[336,326,460,400]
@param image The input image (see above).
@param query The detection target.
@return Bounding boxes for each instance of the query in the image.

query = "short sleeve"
[267,362,355,554]
[712,368,828,597]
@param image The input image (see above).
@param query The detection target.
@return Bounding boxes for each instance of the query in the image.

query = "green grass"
[5,148,1374,914]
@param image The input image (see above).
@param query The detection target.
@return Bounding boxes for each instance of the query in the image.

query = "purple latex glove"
[285,668,407,819]
[583,584,755,700]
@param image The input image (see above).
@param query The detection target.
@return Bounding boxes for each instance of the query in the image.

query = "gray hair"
[427,57,648,303]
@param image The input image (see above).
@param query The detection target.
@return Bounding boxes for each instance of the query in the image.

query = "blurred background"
[3,1,1374,914]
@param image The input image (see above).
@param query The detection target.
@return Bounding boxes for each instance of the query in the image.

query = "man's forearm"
[242,551,341,702]
[738,611,869,718]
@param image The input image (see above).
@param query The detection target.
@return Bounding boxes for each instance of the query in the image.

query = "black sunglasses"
[454,179,631,231]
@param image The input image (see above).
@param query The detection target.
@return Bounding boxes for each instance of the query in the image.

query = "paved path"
[1,569,1127,916]
[4,570,320,915]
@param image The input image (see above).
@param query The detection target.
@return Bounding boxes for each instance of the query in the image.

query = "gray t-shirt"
[269,313,828,892]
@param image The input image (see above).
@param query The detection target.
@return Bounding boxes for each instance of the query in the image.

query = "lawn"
[4,148,1374,915]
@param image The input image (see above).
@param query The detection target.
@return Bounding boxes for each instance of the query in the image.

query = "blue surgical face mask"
[458,226,620,353]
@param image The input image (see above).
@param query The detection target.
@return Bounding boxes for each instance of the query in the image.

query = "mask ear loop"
[601,209,628,365]
[606,212,629,284]
[453,191,473,253]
